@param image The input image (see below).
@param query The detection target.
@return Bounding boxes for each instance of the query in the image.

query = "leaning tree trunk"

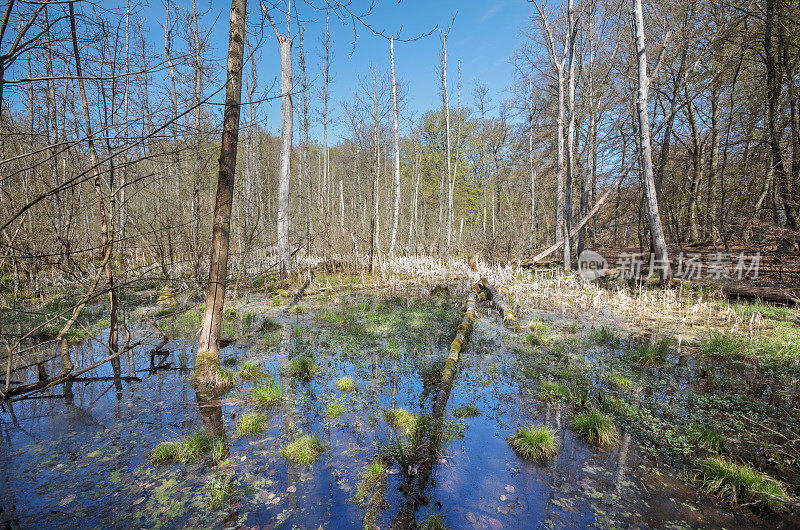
[195,0,247,390]
[277,33,293,279]
[633,0,671,283]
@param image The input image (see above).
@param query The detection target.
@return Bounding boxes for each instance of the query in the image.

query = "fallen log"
[719,284,800,305]
[479,278,520,331]
[392,284,479,529]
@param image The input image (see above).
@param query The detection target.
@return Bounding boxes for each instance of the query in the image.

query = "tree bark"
[277,33,292,279]
[196,0,247,390]
[390,36,401,258]
[633,0,671,283]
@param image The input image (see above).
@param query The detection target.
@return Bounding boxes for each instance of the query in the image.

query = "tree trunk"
[441,34,453,254]
[277,34,292,279]
[564,0,577,269]
[196,0,247,390]
[633,0,671,283]
[70,2,119,367]
[390,36,401,258]
[191,0,204,285]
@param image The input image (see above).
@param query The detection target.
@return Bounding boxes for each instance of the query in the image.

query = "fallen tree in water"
[392,284,479,528]
[479,278,520,330]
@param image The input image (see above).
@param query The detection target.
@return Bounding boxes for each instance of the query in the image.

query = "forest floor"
[1,258,799,528]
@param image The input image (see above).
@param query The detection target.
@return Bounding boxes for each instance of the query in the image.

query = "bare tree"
[196,0,247,389]
[632,0,670,282]
[389,35,401,258]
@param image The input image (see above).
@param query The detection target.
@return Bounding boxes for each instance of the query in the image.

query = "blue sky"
[177,0,534,143]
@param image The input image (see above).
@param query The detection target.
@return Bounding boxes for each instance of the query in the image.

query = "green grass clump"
[508,424,557,462]
[209,437,228,465]
[179,431,213,463]
[325,398,346,418]
[261,317,281,332]
[419,514,446,530]
[148,441,179,464]
[609,373,635,389]
[384,408,418,436]
[237,362,266,380]
[252,377,283,406]
[206,474,238,509]
[589,325,620,346]
[572,410,618,447]
[453,404,481,418]
[236,412,268,437]
[523,328,548,346]
[697,457,791,512]
[687,423,726,453]
[539,380,569,402]
[354,460,387,503]
[288,354,320,381]
[631,336,671,365]
[148,431,217,465]
[335,376,357,392]
[700,331,748,358]
[281,434,324,465]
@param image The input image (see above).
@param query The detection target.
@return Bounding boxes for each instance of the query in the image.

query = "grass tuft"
[335,376,357,392]
[700,331,747,358]
[631,335,671,365]
[572,410,618,447]
[589,325,621,346]
[687,423,726,453]
[206,474,238,509]
[148,441,179,464]
[325,397,347,418]
[384,408,418,436]
[281,434,324,465]
[252,377,283,407]
[539,380,569,402]
[354,460,387,503]
[697,457,792,512]
[237,362,266,380]
[236,412,268,437]
[453,404,481,418]
[288,354,320,381]
[508,424,557,462]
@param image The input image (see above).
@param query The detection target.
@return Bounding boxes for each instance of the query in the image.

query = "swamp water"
[1,293,796,528]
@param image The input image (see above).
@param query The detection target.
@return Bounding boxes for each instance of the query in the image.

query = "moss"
[194,352,236,393]
[453,404,481,418]
[687,423,726,453]
[281,434,324,465]
[287,354,320,381]
[572,410,618,447]
[206,474,238,509]
[236,412,268,437]
[508,424,557,462]
[252,377,283,407]
[697,457,792,512]
[335,376,357,392]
